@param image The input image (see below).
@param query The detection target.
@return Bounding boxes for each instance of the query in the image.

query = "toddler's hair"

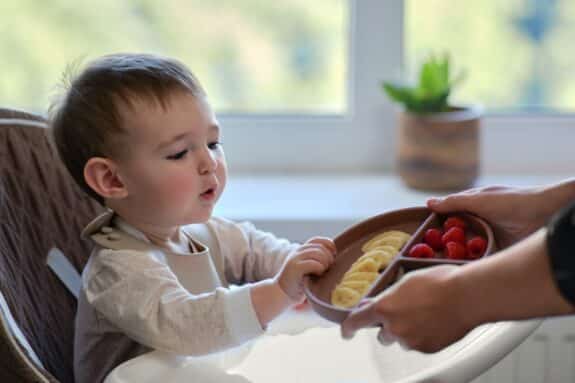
[49,53,205,204]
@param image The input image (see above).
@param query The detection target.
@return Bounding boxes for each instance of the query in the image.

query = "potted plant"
[382,54,482,191]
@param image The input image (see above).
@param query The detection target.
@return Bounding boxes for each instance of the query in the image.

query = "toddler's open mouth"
[200,188,216,200]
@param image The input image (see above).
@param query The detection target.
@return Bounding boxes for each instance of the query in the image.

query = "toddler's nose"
[198,147,217,174]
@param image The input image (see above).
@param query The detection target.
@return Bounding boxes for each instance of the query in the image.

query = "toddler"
[49,53,335,383]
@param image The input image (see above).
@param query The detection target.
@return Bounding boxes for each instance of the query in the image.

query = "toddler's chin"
[188,210,214,224]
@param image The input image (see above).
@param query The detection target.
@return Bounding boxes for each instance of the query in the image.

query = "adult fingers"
[427,184,513,214]
[427,193,474,214]
[377,325,398,346]
[341,300,383,339]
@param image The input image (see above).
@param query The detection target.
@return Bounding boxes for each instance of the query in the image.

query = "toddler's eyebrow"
[156,132,191,152]
[209,124,220,135]
[155,124,220,151]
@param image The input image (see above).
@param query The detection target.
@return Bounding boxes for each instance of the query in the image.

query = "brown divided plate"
[303,206,495,323]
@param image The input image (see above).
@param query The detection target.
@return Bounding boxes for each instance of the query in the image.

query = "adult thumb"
[427,195,467,214]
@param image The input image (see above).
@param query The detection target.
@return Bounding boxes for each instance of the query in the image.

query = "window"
[2,1,572,174]
[1,0,347,114]
[404,0,574,175]
[406,0,575,113]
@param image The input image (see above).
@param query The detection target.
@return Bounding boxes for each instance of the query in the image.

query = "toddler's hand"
[277,237,336,302]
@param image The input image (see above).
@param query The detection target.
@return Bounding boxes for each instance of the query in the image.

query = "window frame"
[219,0,574,175]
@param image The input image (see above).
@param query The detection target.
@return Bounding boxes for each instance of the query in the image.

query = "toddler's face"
[113,92,227,227]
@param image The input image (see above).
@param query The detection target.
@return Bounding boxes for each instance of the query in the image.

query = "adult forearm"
[538,178,575,221]
[455,229,574,328]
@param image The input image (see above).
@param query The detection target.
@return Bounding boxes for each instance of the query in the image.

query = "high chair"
[105,310,540,383]
[0,107,540,383]
[0,108,103,382]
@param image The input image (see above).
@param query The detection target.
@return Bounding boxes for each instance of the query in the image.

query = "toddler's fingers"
[299,243,335,264]
[306,237,337,255]
[297,247,333,269]
[297,259,328,276]
[303,242,336,262]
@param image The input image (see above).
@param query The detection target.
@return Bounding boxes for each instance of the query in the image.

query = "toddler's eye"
[208,141,222,150]
[166,149,188,160]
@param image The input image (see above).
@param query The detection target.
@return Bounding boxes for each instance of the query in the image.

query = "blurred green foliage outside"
[0,0,346,114]
[407,0,575,112]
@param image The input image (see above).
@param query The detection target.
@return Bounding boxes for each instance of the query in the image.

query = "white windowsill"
[214,173,571,242]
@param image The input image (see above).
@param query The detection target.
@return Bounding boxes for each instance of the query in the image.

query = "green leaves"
[382,54,465,114]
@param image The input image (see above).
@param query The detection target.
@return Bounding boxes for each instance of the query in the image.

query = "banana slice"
[347,257,379,273]
[366,244,399,256]
[362,232,411,252]
[331,230,411,308]
[356,251,387,269]
[342,271,379,283]
[358,247,397,268]
[331,286,362,308]
[340,280,371,295]
[361,230,411,252]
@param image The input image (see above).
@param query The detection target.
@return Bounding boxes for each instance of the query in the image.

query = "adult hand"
[428,185,551,248]
[341,265,474,353]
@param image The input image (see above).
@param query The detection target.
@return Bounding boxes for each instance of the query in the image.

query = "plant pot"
[396,105,482,191]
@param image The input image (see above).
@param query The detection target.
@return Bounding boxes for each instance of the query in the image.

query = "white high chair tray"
[105,308,540,383]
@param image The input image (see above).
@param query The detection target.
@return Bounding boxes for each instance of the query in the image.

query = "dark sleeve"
[546,200,575,305]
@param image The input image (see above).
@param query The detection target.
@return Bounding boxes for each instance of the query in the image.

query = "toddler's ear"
[84,157,128,200]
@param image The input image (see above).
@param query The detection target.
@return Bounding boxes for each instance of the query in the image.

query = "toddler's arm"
[85,249,265,356]
[250,237,336,326]
[206,217,300,283]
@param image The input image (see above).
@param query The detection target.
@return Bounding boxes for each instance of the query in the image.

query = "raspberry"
[423,228,444,250]
[444,216,467,231]
[445,241,467,260]
[467,236,487,259]
[408,243,435,258]
[442,227,466,246]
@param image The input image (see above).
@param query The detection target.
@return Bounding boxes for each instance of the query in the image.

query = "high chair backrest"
[0,109,103,382]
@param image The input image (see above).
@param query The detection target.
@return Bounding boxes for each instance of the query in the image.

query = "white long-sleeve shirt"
[74,211,298,383]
